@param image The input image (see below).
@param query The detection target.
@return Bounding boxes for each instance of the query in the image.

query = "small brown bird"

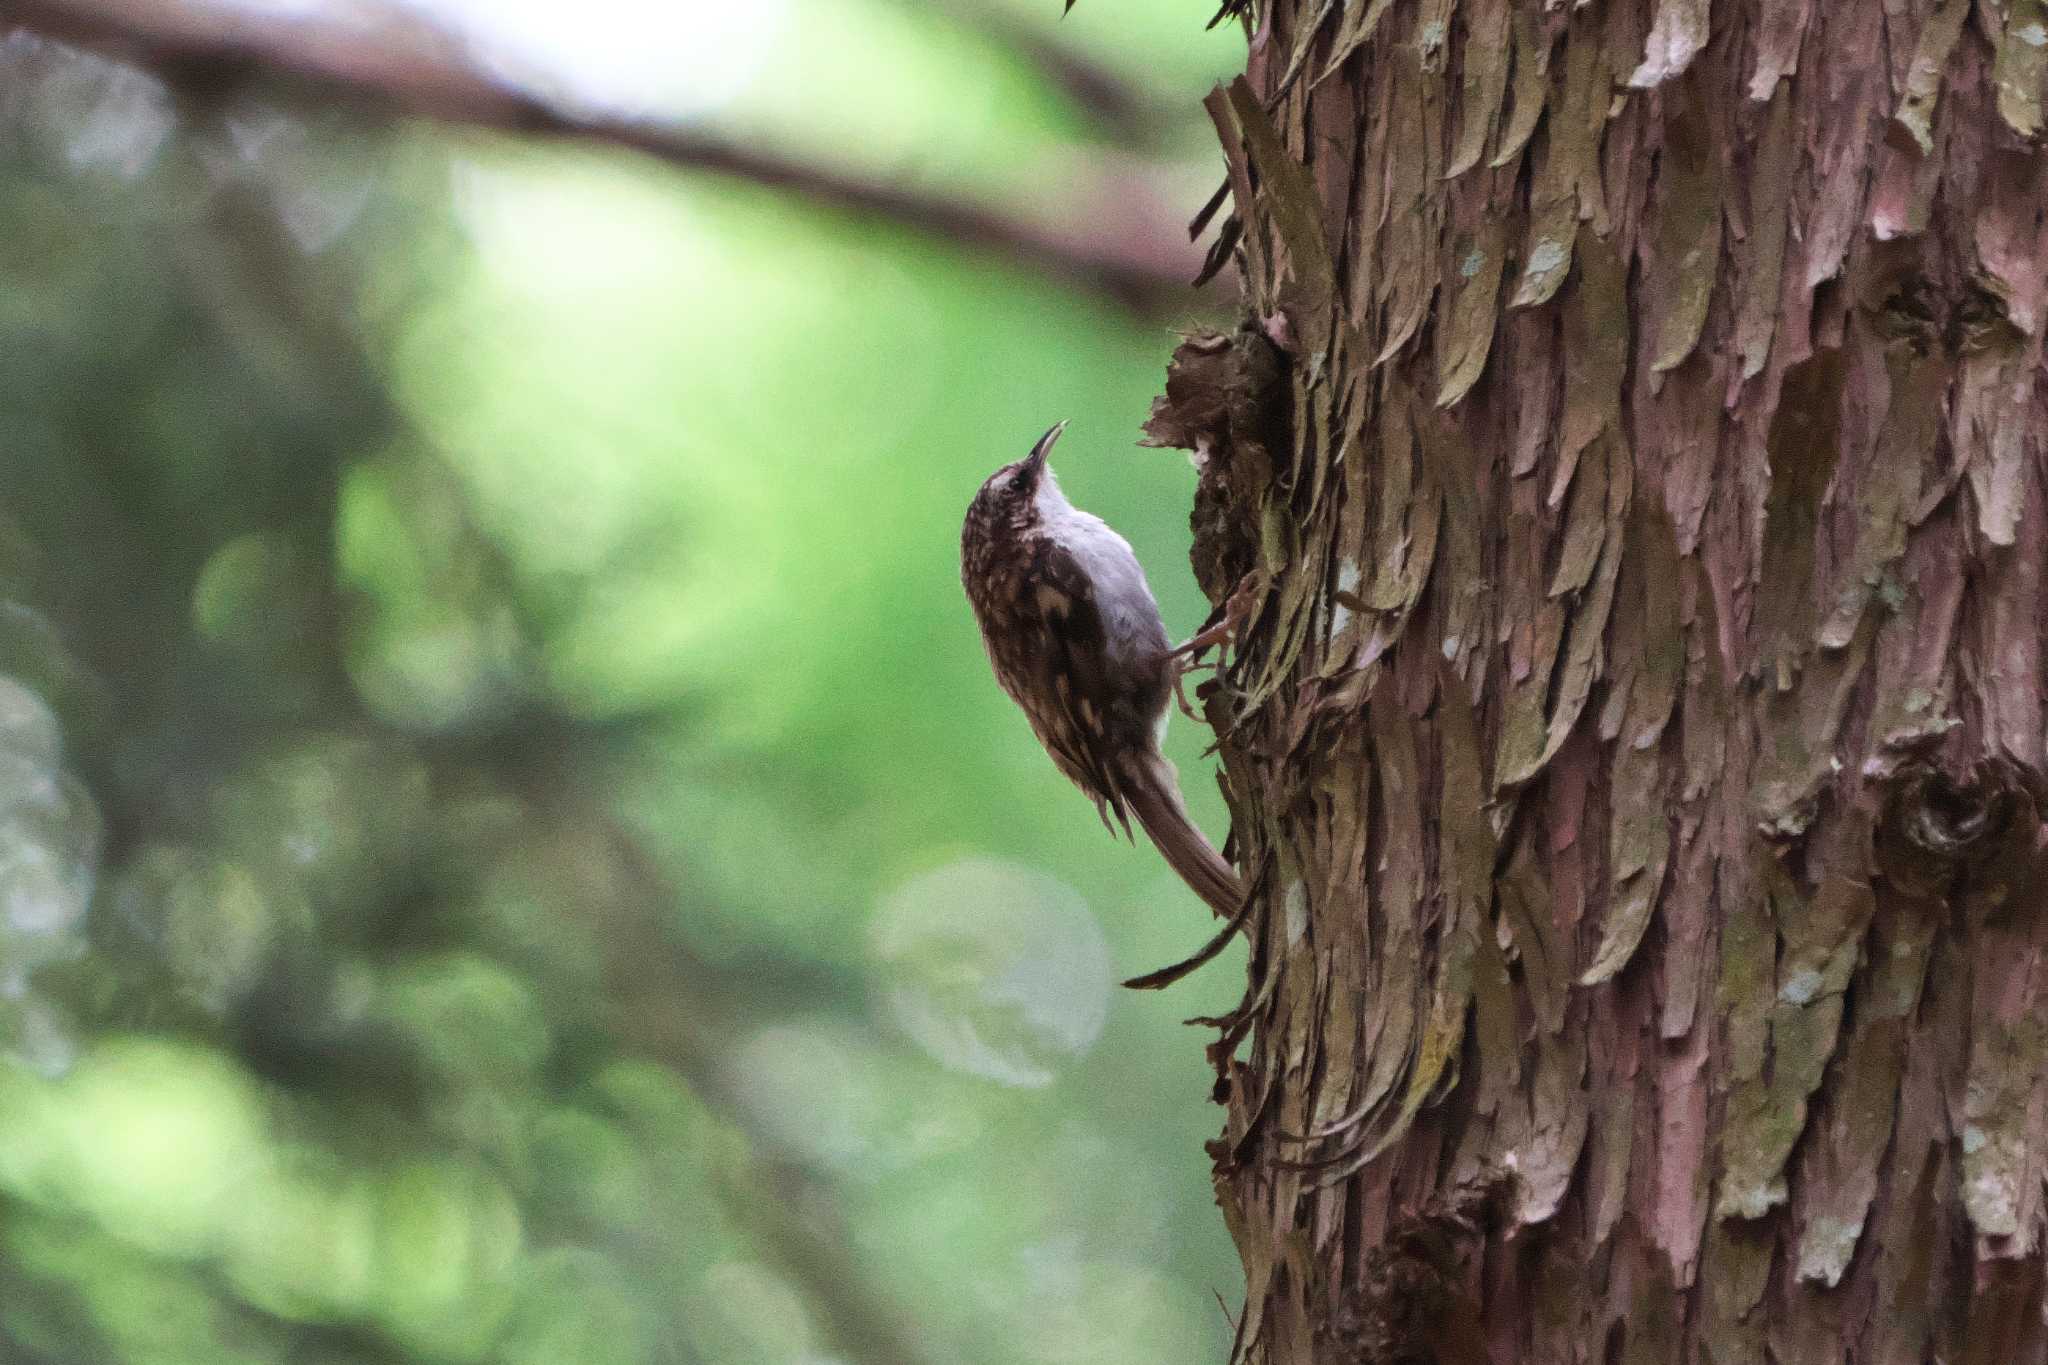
[961,421,1242,916]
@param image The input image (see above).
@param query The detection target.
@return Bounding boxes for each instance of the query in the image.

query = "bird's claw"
[1165,574,1262,720]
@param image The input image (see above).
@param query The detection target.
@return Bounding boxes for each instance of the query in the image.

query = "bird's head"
[969,420,1069,526]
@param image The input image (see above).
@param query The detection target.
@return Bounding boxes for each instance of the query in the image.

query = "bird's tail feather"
[1117,750,1243,917]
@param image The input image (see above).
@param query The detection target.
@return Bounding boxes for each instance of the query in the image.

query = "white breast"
[1036,477,1170,675]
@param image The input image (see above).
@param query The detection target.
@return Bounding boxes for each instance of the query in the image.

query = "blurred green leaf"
[372,1159,523,1359]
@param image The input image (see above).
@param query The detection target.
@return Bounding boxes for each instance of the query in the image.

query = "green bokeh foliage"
[0,3,1246,1361]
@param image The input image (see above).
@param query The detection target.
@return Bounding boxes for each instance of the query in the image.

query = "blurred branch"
[909,0,1177,147]
[8,0,1207,313]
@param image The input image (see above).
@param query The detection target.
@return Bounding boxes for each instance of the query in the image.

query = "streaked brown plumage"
[961,421,1242,917]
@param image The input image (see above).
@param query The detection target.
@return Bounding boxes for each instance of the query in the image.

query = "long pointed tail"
[1116,749,1243,917]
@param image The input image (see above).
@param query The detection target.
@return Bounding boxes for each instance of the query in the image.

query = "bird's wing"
[1014,538,1134,837]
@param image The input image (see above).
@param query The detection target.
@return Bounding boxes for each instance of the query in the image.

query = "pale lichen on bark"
[1146,0,2048,1360]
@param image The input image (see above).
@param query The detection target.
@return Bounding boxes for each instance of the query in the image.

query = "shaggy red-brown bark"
[1159,2,2048,1359]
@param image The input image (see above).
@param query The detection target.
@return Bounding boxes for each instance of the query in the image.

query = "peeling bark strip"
[1152,1,2048,1360]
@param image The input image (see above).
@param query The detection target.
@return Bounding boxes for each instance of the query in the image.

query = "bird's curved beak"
[1023,420,1068,478]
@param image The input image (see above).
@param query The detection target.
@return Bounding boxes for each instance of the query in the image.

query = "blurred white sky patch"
[403,0,788,118]
[446,155,716,298]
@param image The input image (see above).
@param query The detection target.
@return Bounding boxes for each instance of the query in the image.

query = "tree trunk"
[1153,1,2048,1360]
